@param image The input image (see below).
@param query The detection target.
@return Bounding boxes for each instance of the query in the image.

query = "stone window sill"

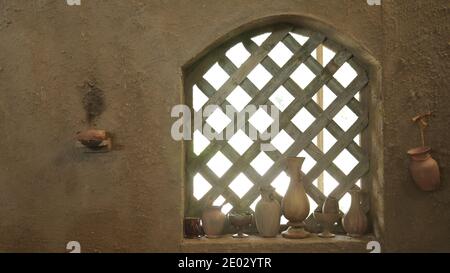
[181,234,375,253]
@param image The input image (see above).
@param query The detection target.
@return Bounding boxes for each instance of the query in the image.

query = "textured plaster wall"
[381,0,450,252]
[0,0,448,252]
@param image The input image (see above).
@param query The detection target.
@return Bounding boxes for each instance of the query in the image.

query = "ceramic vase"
[313,212,340,238]
[323,197,339,214]
[255,188,281,238]
[407,146,440,191]
[314,197,342,238]
[201,206,226,238]
[342,189,368,237]
[228,212,253,238]
[281,157,310,239]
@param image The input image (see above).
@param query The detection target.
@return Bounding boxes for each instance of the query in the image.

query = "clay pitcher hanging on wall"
[407,112,440,191]
[408,147,440,191]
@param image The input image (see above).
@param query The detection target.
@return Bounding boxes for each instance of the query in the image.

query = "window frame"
[183,23,371,232]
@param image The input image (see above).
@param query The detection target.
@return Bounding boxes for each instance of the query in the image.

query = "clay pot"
[281,157,310,239]
[342,189,368,237]
[314,212,341,238]
[228,212,253,238]
[255,188,281,238]
[184,217,203,239]
[407,146,440,191]
[201,206,226,238]
[76,129,107,148]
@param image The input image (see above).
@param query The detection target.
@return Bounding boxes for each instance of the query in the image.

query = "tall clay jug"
[281,157,310,239]
[255,187,281,238]
[342,189,368,237]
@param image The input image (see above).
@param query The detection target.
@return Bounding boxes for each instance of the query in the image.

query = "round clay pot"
[322,197,339,214]
[76,129,107,148]
[407,146,440,191]
[201,206,226,238]
[228,212,253,238]
[314,211,341,238]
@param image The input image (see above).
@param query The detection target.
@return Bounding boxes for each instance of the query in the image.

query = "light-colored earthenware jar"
[255,187,281,238]
[201,206,226,238]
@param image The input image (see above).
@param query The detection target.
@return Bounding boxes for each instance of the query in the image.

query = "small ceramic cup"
[184,217,204,239]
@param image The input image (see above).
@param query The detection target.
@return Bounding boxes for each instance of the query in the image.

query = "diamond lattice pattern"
[187,25,369,217]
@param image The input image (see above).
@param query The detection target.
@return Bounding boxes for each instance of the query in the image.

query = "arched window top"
[184,23,370,224]
[185,23,367,84]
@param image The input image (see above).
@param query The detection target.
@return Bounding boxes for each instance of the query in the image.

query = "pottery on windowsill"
[184,217,204,239]
[228,212,253,238]
[281,157,310,239]
[255,186,281,238]
[314,197,342,238]
[201,206,226,238]
[323,197,339,214]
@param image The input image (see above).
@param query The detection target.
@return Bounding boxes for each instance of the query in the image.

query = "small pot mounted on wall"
[76,129,112,153]
[75,80,112,153]
[407,111,440,191]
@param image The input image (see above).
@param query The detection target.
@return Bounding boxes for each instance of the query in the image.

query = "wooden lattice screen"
[184,24,370,221]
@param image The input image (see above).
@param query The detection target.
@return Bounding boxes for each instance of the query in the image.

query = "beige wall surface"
[0,0,448,252]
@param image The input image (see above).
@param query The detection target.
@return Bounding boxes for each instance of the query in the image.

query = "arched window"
[184,23,369,226]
